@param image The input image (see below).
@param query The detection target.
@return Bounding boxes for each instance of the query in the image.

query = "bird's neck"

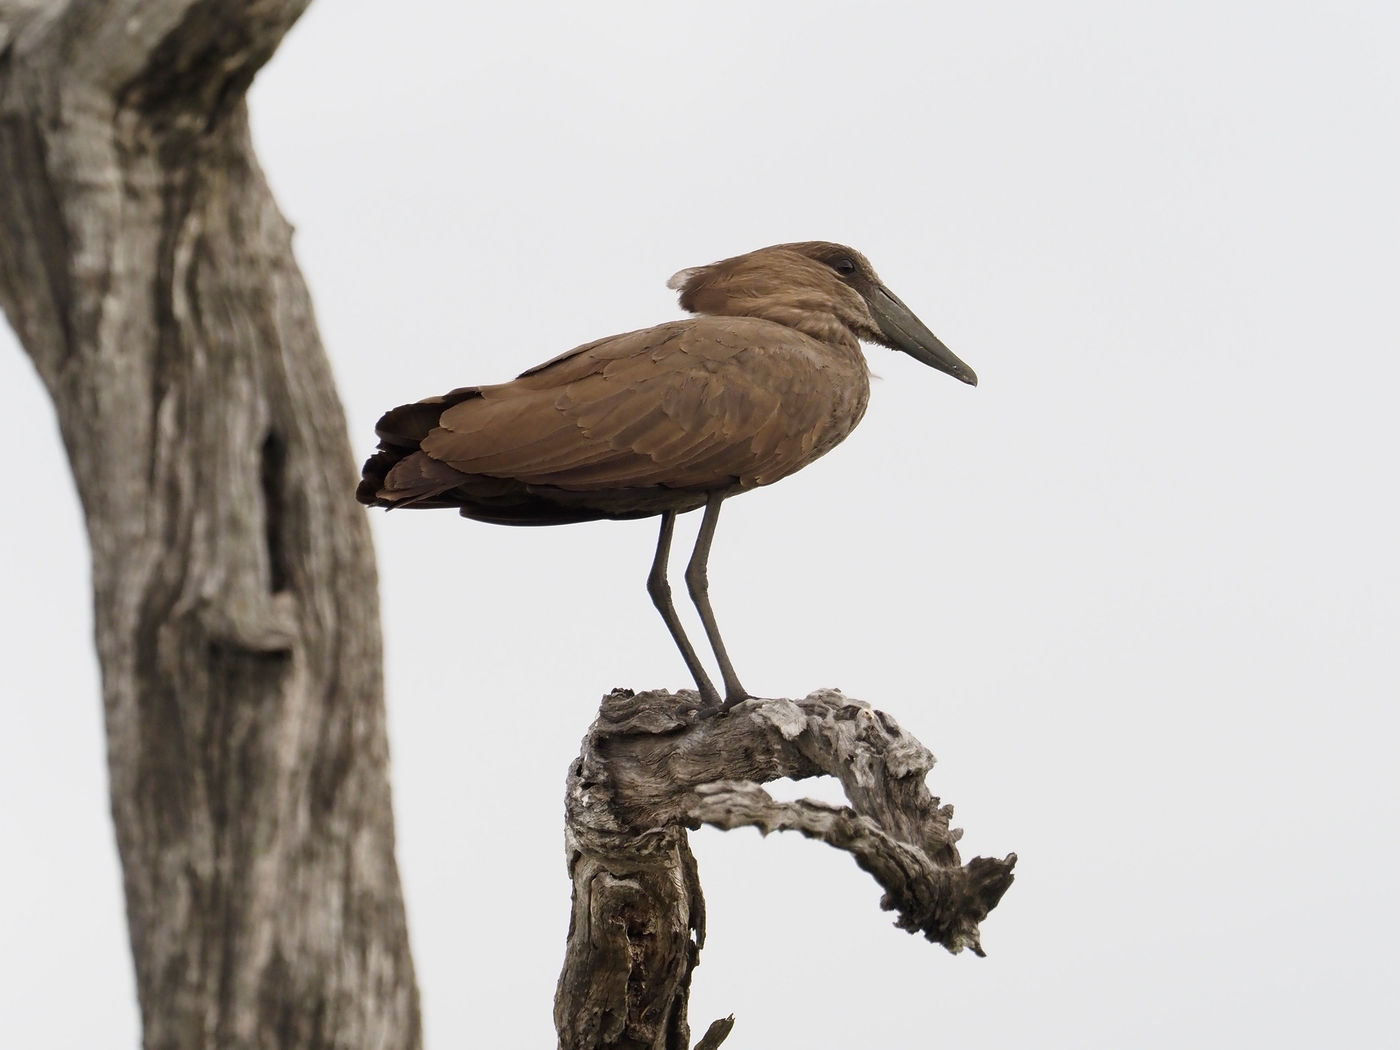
[706,295,864,357]
[764,305,862,351]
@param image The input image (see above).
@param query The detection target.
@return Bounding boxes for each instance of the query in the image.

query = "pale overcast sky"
[2,2,1397,1047]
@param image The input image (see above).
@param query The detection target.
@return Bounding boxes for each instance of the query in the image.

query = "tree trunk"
[0,2,420,1047]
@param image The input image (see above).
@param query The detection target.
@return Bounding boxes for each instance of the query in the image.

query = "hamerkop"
[358,241,976,713]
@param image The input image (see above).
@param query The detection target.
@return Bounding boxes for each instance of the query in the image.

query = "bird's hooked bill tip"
[951,358,979,386]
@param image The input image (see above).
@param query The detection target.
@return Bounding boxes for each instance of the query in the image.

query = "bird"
[357,241,976,713]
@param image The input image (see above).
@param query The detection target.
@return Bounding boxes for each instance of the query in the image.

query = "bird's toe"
[675,688,723,718]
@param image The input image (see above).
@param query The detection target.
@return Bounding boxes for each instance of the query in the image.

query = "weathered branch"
[555,688,1016,1049]
[0,2,419,1047]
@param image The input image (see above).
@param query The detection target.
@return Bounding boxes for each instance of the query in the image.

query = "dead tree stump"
[554,688,1017,1050]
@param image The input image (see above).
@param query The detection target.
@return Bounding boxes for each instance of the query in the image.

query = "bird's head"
[668,241,977,386]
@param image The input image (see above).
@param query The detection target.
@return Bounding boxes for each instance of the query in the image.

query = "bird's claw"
[673,692,716,718]
[684,692,755,720]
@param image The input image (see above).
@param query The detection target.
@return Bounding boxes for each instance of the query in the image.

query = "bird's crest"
[666,266,705,292]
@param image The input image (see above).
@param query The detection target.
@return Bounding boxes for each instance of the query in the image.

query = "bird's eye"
[831,257,857,277]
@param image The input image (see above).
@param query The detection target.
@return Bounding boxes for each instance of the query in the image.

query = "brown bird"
[358,241,976,712]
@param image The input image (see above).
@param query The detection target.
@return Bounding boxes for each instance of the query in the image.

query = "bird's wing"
[419,317,863,492]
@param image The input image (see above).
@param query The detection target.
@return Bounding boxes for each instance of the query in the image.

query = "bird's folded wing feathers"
[419,318,848,491]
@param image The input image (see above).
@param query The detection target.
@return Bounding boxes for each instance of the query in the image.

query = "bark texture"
[556,689,1016,1050]
[0,2,420,1047]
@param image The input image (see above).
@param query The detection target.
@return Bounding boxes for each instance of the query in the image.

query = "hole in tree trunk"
[260,430,289,594]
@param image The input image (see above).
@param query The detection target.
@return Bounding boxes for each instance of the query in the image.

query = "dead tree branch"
[555,688,1016,1050]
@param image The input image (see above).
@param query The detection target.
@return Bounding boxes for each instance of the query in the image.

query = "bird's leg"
[647,511,722,710]
[684,493,751,711]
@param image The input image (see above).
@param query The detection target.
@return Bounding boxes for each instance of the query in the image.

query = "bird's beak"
[869,286,978,386]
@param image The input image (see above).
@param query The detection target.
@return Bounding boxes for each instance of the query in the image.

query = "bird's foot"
[688,691,756,720]
[673,689,720,718]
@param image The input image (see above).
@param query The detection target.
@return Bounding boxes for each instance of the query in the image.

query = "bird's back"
[358,315,870,525]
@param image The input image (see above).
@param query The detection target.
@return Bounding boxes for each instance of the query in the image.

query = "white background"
[2,2,1396,1046]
